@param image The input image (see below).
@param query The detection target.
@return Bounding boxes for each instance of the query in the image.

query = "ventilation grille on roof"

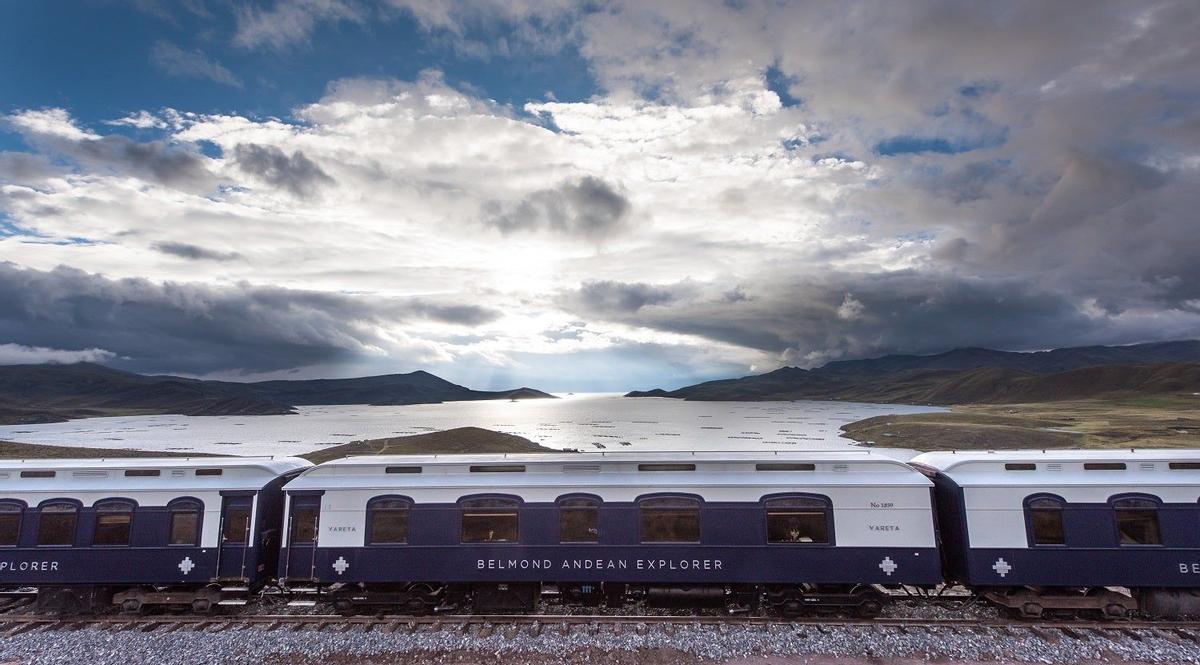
[1139,462,1157,471]
[124,469,160,477]
[1170,462,1200,470]
[832,464,849,473]
[195,468,223,476]
[385,466,422,474]
[756,463,816,471]
[470,465,525,473]
[637,464,695,472]
[562,464,601,473]
[72,470,109,478]
[1004,463,1036,471]
[20,471,54,479]
[1046,463,1063,471]
[1083,462,1126,471]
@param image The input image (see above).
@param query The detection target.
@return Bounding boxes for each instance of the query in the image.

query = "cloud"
[233,0,365,50]
[233,143,335,197]
[0,343,116,366]
[571,280,682,314]
[150,41,242,88]
[483,176,631,239]
[0,263,501,374]
[153,242,241,262]
[6,109,215,191]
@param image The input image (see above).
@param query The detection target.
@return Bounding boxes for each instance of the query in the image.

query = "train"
[2,449,1199,619]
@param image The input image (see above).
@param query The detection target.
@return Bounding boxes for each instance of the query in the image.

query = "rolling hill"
[626,340,1200,405]
[0,363,555,424]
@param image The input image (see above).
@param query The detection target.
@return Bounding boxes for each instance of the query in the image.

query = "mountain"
[0,364,555,425]
[626,340,1200,404]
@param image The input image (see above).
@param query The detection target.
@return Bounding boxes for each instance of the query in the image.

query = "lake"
[0,394,942,459]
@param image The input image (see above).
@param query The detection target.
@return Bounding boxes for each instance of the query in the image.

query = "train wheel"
[120,598,144,615]
[856,599,883,618]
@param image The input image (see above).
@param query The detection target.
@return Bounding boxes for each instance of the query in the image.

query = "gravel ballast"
[1,622,1199,665]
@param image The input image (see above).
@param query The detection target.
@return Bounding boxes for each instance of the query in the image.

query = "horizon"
[6,337,1197,393]
[2,2,1198,392]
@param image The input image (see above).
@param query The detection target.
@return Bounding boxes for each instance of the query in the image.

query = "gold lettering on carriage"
[477,558,724,571]
[0,560,59,572]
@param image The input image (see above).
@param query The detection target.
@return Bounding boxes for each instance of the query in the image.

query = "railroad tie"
[1152,628,1182,645]
[138,621,162,633]
[1058,626,1086,641]
[1030,627,1060,644]
[337,623,357,633]
[1120,628,1145,642]
[5,622,42,637]
[1173,628,1200,643]
[262,620,281,632]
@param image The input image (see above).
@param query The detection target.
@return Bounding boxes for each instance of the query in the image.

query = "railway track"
[0,612,1198,642]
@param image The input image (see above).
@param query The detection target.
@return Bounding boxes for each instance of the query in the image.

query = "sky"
[0,1,1198,391]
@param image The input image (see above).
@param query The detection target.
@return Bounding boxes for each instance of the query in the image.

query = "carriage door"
[285,495,321,580]
[217,495,254,579]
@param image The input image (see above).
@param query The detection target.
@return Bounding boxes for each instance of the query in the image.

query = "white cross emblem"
[178,557,195,575]
[878,556,898,576]
[332,556,349,575]
[992,557,1012,577]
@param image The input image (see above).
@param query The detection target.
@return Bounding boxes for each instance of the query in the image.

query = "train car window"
[765,496,830,544]
[367,497,409,544]
[639,497,700,543]
[0,502,22,546]
[37,501,77,546]
[222,500,252,545]
[1113,498,1161,545]
[1026,497,1065,545]
[168,500,202,546]
[93,500,135,546]
[461,497,519,543]
[559,498,599,543]
[290,504,319,545]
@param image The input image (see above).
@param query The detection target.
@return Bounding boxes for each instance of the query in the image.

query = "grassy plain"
[841,394,1200,451]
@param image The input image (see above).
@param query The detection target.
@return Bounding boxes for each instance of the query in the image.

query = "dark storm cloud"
[0,263,499,374]
[574,280,681,313]
[75,135,214,190]
[153,242,241,262]
[562,270,1199,367]
[483,176,632,239]
[233,143,334,197]
[0,152,60,184]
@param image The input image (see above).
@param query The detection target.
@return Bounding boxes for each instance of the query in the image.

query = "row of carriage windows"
[0,499,203,547]
[347,495,834,546]
[1027,495,1164,546]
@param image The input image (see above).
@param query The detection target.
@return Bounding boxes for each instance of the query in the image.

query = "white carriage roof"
[910,449,1200,487]
[285,451,932,491]
[0,456,311,493]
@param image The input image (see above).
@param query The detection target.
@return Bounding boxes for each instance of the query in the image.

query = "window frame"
[458,494,522,544]
[167,497,203,547]
[35,498,81,547]
[0,500,26,547]
[1023,493,1068,547]
[365,495,412,545]
[556,494,602,544]
[637,493,702,544]
[761,493,834,546]
[1110,493,1164,547]
[91,498,137,547]
[220,496,254,546]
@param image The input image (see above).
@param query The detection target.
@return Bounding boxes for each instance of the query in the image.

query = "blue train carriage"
[278,451,943,615]
[0,456,311,614]
[911,449,1200,619]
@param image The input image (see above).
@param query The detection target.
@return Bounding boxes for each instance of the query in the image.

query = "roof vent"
[832,464,849,473]
[1170,462,1200,470]
[385,466,422,474]
[72,470,109,478]
[195,468,223,476]
[1046,463,1063,471]
[756,463,816,472]
[470,465,525,473]
[1139,462,1157,472]
[1004,463,1036,471]
[124,469,161,477]
[637,463,695,472]
[20,470,55,479]
[562,464,601,473]
[1083,462,1126,471]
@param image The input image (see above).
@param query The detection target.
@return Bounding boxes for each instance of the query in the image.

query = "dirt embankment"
[841,395,1200,451]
